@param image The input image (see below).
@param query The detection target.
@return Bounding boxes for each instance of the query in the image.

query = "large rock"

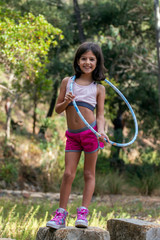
[107,218,160,240]
[36,226,110,240]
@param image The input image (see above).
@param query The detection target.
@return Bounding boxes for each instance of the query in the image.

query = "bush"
[95,171,126,195]
[94,174,108,195]
[106,171,125,194]
[96,152,125,174]
[0,159,19,184]
[126,163,160,195]
[139,147,160,166]
[96,151,112,174]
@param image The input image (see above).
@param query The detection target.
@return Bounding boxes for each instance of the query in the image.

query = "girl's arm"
[55,77,75,114]
[96,84,110,144]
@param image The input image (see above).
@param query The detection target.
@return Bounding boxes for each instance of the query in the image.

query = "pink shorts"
[65,121,104,153]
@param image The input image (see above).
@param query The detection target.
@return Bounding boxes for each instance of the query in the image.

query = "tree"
[0,84,19,139]
[0,7,63,137]
[154,0,160,110]
[73,0,85,43]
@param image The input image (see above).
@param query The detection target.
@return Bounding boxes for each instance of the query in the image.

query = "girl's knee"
[84,170,95,181]
[63,171,75,183]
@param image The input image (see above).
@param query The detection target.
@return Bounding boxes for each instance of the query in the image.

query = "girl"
[46,42,110,229]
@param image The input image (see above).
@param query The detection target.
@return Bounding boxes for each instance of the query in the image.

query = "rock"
[22,190,31,199]
[107,218,160,240]
[0,180,7,189]
[30,192,44,198]
[36,226,110,240]
[0,239,16,240]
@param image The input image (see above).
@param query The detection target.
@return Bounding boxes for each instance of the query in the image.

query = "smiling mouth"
[84,66,91,69]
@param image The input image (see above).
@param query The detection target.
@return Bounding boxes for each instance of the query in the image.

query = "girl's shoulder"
[61,76,72,87]
[97,82,105,92]
[62,76,70,83]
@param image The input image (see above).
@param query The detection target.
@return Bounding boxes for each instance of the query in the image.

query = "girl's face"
[78,50,97,75]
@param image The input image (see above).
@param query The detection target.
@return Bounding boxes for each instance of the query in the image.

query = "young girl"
[46,42,110,229]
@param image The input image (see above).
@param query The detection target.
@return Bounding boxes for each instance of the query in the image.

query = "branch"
[134,53,158,70]
[0,84,15,95]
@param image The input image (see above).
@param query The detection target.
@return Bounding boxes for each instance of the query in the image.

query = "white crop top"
[66,77,97,111]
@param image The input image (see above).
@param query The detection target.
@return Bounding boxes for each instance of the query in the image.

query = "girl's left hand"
[98,132,110,145]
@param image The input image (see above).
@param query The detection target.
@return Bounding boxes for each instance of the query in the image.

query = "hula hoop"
[70,75,138,147]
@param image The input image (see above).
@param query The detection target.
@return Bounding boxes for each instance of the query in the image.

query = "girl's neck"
[77,73,93,84]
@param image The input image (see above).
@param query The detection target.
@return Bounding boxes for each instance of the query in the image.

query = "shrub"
[139,147,160,166]
[94,174,108,195]
[0,159,19,184]
[126,163,160,195]
[96,151,111,174]
[106,171,125,194]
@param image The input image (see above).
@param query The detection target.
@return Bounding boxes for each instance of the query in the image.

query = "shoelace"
[52,210,64,222]
[77,209,88,220]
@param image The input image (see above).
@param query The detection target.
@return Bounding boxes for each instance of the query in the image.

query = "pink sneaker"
[75,206,89,228]
[46,208,68,229]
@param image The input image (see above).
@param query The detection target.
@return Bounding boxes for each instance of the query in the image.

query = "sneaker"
[46,208,68,229]
[75,206,89,228]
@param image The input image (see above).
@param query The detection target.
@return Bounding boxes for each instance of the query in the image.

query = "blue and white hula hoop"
[70,75,138,147]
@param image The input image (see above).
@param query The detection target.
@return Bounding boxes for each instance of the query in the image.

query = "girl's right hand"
[98,132,110,145]
[64,91,75,104]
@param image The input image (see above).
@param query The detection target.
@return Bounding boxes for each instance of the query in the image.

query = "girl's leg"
[82,151,98,208]
[59,151,81,209]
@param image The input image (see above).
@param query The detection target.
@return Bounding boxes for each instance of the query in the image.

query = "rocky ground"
[1,189,160,212]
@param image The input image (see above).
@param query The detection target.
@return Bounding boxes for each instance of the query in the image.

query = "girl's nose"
[86,58,90,64]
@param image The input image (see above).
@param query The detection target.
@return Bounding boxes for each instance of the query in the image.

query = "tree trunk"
[6,113,11,140]
[33,93,38,134]
[110,101,125,160]
[0,81,19,140]
[154,0,160,110]
[46,89,58,118]
[5,96,18,140]
[110,113,124,159]
[73,0,85,43]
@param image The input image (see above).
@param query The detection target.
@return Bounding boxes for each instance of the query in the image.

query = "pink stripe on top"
[66,77,97,108]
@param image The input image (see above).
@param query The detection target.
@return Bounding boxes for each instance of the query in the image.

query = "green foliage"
[0,110,6,123]
[37,120,65,191]
[0,198,131,239]
[36,108,57,131]
[126,163,160,196]
[96,151,111,174]
[106,171,125,194]
[124,148,160,196]
[1,0,159,140]
[102,77,120,121]
[138,147,160,166]
[3,195,160,239]
[0,203,47,240]
[0,158,19,184]
[94,174,108,195]
[0,0,159,197]
[0,11,63,76]
[84,0,159,138]
[88,209,108,228]
[0,5,64,133]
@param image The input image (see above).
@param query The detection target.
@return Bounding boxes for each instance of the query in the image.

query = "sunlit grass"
[1,197,160,240]
[0,203,47,240]
[0,198,130,239]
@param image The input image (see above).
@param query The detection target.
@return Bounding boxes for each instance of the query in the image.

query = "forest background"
[0,0,160,197]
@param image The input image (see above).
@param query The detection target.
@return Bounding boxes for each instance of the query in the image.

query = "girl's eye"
[80,58,95,61]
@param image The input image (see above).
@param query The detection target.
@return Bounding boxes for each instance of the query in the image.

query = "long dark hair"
[73,42,107,81]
